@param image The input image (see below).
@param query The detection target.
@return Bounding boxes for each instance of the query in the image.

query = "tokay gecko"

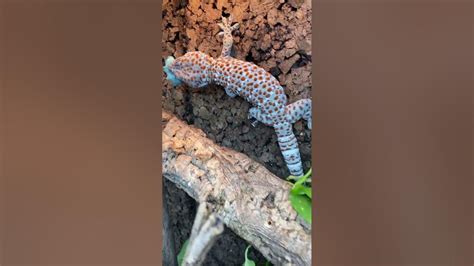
[164,16,311,177]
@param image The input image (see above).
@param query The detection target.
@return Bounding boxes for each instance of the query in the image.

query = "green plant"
[287,168,312,224]
[177,239,189,266]
[243,245,256,266]
[243,245,273,266]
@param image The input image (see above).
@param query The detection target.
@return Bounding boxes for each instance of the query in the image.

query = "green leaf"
[291,184,312,199]
[243,245,256,266]
[177,239,189,266]
[290,168,312,199]
[288,168,312,183]
[287,168,312,224]
[286,175,299,181]
[289,193,312,224]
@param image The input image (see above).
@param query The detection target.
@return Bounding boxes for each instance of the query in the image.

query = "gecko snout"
[164,56,183,87]
[164,52,213,89]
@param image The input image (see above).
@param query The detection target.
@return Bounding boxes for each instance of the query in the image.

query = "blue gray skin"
[164,16,311,177]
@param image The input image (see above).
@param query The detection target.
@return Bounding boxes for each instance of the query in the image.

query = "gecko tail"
[163,56,183,87]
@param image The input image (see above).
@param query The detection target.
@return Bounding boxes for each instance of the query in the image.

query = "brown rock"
[279,53,300,74]
[285,39,297,49]
[297,38,311,52]
[244,29,255,39]
[278,73,286,85]
[267,8,279,26]
[288,0,305,8]
[284,47,298,58]
[232,3,249,22]
[260,34,272,51]
[249,0,274,15]
[216,0,226,10]
[272,41,282,50]
[202,4,221,21]
[295,10,305,20]
[189,0,201,12]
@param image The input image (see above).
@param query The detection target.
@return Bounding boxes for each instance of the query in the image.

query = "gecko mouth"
[164,56,183,87]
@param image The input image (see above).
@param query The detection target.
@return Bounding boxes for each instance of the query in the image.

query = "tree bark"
[183,203,224,266]
[162,111,311,266]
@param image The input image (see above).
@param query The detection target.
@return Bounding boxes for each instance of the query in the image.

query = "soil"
[162,0,312,264]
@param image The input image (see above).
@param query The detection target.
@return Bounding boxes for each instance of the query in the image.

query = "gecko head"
[164,52,213,88]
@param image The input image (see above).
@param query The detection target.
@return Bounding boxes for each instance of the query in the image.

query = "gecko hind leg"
[217,16,239,57]
[285,99,312,129]
[248,107,273,127]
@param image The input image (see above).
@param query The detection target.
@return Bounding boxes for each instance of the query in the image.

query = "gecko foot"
[247,113,258,127]
[251,119,259,127]
[217,15,239,37]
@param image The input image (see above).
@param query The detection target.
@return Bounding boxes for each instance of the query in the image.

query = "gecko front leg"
[217,16,239,57]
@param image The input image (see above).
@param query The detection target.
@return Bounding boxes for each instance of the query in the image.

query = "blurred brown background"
[314,2,472,265]
[1,2,162,265]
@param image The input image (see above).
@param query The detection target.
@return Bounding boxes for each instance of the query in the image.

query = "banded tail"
[274,121,304,177]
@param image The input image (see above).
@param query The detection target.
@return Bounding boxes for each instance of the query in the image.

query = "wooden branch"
[162,111,312,266]
[183,203,224,266]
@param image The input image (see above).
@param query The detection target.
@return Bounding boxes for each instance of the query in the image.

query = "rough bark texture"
[162,0,312,264]
[163,111,311,265]
[183,203,224,266]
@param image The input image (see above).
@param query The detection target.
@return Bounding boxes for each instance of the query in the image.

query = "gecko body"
[164,16,311,177]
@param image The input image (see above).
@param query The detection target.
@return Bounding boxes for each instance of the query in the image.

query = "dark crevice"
[270,66,281,78]
[177,0,188,9]
[222,10,230,17]
[277,2,285,10]
[183,90,194,124]
[245,52,256,63]
[294,57,308,68]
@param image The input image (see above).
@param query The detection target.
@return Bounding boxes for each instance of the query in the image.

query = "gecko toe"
[249,117,258,127]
